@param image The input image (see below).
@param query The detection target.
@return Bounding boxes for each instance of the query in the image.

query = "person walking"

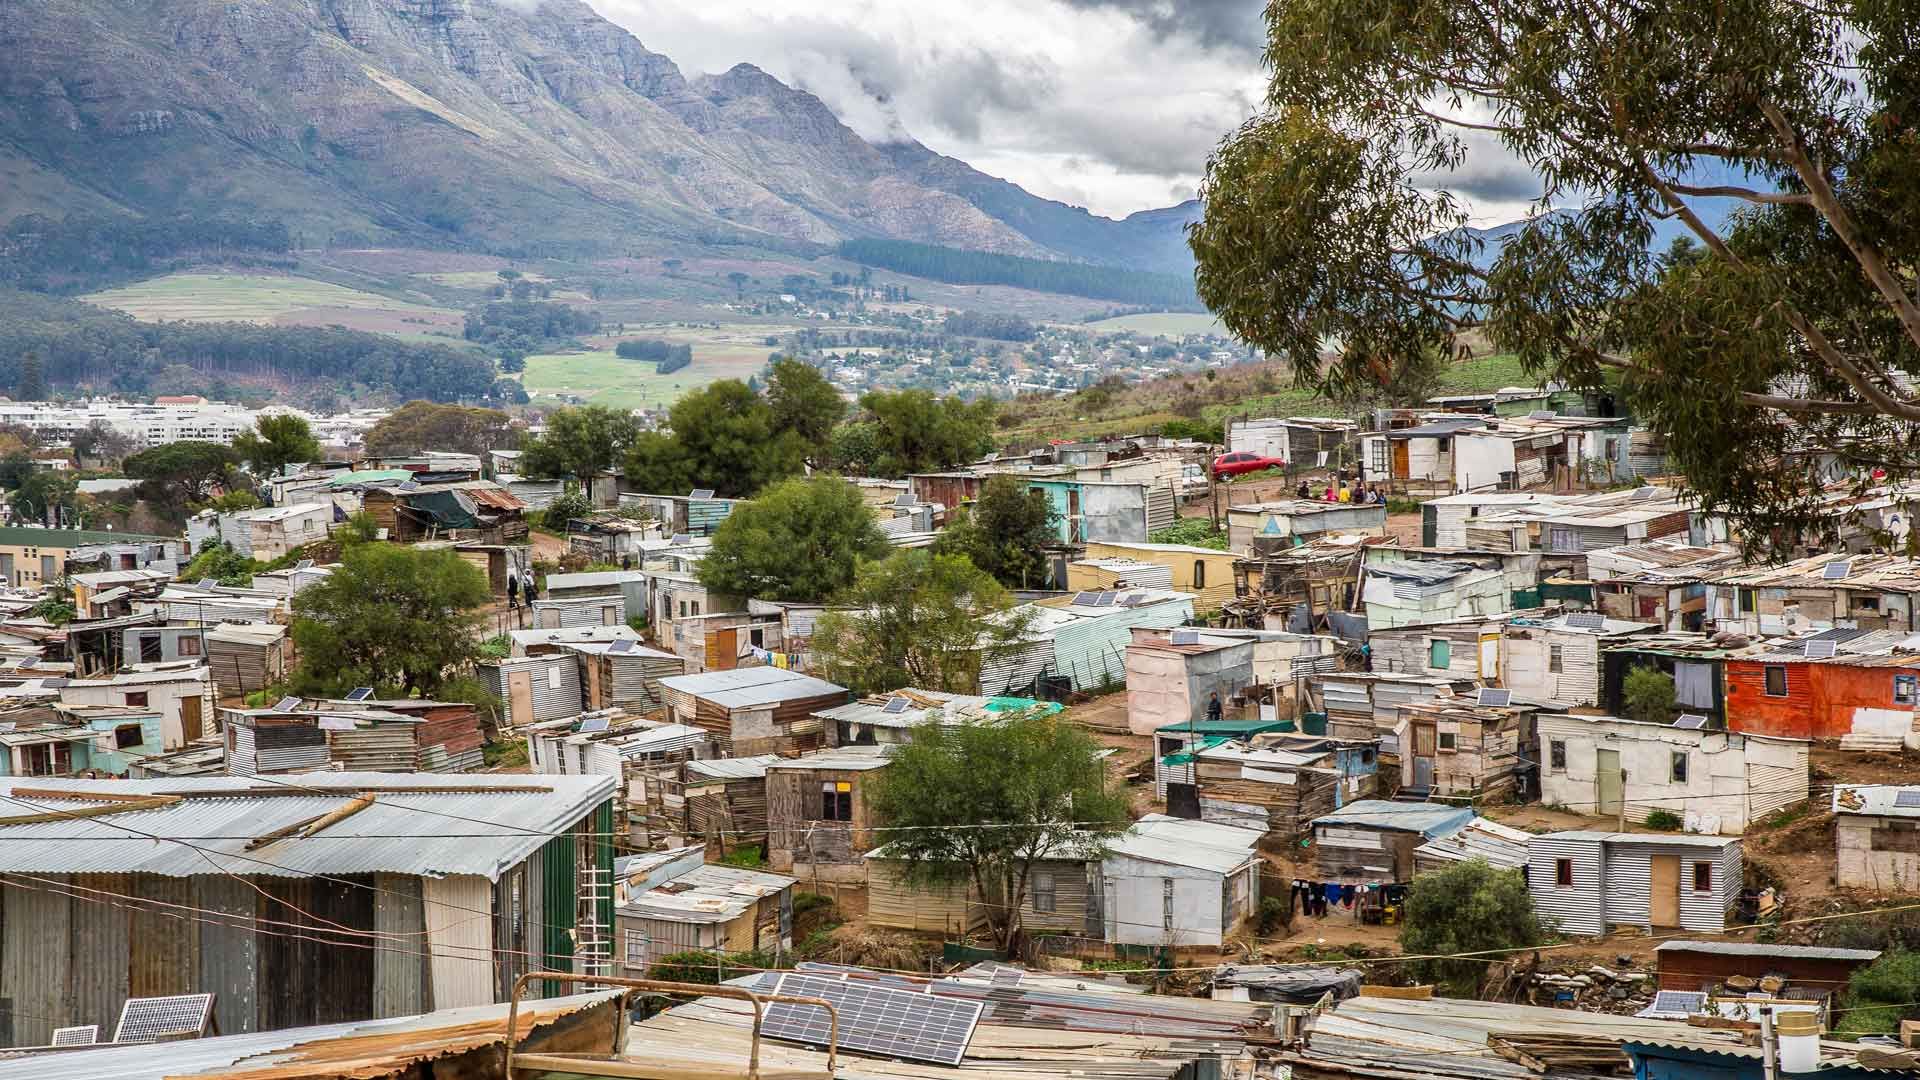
[506,570,520,611]
[1206,690,1224,723]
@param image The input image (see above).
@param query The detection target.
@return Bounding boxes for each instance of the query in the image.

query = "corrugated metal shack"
[1188,738,1376,840]
[1833,783,1920,888]
[1537,712,1808,832]
[1528,831,1742,935]
[1502,611,1659,707]
[657,667,849,756]
[1310,800,1474,883]
[1019,589,1197,694]
[616,863,795,972]
[0,773,617,1045]
[1654,940,1881,995]
[222,700,486,775]
[1124,629,1255,736]
[1395,699,1531,800]
[638,754,784,848]
[1311,671,1474,781]
[479,654,584,729]
[1225,500,1390,552]
[1411,815,1531,875]
[561,640,684,712]
[529,593,626,630]
[764,746,891,885]
[204,622,289,696]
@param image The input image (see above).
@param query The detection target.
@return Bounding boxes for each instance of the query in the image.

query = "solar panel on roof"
[1673,714,1708,730]
[1649,990,1706,1015]
[1095,592,1117,607]
[1565,612,1607,630]
[1895,790,1920,808]
[1631,486,1661,501]
[989,968,1024,987]
[52,1024,97,1046]
[895,492,915,507]
[114,994,213,1043]
[763,972,983,1067]
[577,716,611,733]
[344,687,374,702]
[396,480,418,492]
[196,578,218,589]
[1528,409,1556,419]
[294,559,314,571]
[689,488,716,500]
[1069,592,1096,607]
[1824,559,1853,579]
[670,533,693,546]
[1476,688,1511,707]
[1804,640,1838,659]
[608,638,634,654]
[272,696,302,712]
[1171,629,1200,645]
[881,697,912,714]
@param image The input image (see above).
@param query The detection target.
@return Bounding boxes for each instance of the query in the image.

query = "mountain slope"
[0,0,1193,270]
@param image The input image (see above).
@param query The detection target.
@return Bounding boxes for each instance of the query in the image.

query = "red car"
[1212,451,1286,478]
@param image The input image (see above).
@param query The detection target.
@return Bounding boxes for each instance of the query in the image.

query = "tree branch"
[1663,181,1812,205]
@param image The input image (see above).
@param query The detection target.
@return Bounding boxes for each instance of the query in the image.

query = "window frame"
[1691,861,1713,892]
[1437,731,1458,752]
[178,635,201,657]
[1555,858,1574,887]
[1549,739,1566,771]
[1192,560,1206,589]
[1428,638,1451,668]
[1549,643,1564,674]
[113,724,144,751]
[1670,751,1688,783]
[817,781,853,822]
[1031,871,1057,914]
[124,691,149,708]
[1896,674,1917,706]
[1763,665,1788,697]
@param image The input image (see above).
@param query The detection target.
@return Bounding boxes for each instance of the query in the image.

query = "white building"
[1100,814,1261,948]
[1536,712,1809,833]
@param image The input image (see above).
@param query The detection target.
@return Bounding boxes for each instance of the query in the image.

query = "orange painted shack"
[1724,630,1920,744]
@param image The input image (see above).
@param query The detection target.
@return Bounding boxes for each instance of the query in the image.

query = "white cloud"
[581,0,1267,218]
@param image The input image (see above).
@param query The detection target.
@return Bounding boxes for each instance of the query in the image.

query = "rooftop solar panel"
[272,696,302,712]
[895,492,916,507]
[1170,629,1200,645]
[51,1025,97,1046]
[1824,560,1853,579]
[1649,990,1706,1015]
[1565,612,1607,630]
[608,639,634,654]
[577,716,611,733]
[689,488,717,500]
[114,994,213,1043]
[881,697,912,714]
[1631,486,1662,502]
[1476,688,1512,707]
[344,687,374,702]
[763,973,983,1066]
[1895,790,1920,808]
[294,559,314,571]
[1804,640,1838,659]
[1673,714,1708,730]
[988,968,1024,987]
[196,578,218,590]
[1095,592,1117,607]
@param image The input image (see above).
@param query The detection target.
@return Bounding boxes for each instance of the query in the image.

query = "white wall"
[1102,854,1230,947]
[1536,716,1807,832]
[1452,435,1516,492]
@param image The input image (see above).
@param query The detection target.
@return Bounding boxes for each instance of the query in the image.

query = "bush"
[1838,949,1920,1035]
[1622,666,1677,725]
[1257,895,1292,935]
[1644,809,1683,831]
[1399,859,1544,996]
[718,844,766,869]
[542,489,594,527]
[648,949,785,985]
[1149,518,1229,549]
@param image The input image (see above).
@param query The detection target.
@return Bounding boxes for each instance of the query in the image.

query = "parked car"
[1211,452,1286,478]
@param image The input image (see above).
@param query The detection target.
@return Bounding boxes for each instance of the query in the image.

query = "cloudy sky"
[583,0,1273,220]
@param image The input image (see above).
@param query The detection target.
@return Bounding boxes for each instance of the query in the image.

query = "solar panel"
[344,687,374,702]
[51,1025,97,1046]
[1094,592,1117,607]
[1477,688,1512,707]
[989,968,1024,987]
[196,578,218,589]
[895,492,916,507]
[881,697,912,714]
[395,480,418,492]
[1802,640,1837,659]
[294,559,314,571]
[1650,990,1706,1015]
[1170,629,1200,645]
[114,993,213,1043]
[577,716,611,733]
[272,696,302,712]
[1824,560,1853,580]
[1895,790,1920,808]
[1673,714,1708,730]
[763,973,983,1066]
[1069,592,1096,607]
[1565,612,1607,630]
[670,533,693,546]
[689,488,716,500]
[1631,486,1662,502]
[608,638,634,654]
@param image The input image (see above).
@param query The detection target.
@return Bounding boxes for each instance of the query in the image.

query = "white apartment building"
[0,399,387,450]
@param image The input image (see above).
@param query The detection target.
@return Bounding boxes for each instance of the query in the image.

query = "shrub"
[1644,809,1683,831]
[1257,895,1292,935]
[1838,950,1920,1035]
[1399,859,1544,996]
[1622,666,1678,725]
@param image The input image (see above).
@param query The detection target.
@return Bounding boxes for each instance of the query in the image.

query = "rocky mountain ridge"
[0,0,1198,271]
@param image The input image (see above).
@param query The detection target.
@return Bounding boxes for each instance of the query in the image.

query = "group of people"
[1295,478,1386,505]
[505,568,540,610]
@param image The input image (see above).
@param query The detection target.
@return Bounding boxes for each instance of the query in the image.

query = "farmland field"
[1081,312,1230,337]
[521,328,776,409]
[85,272,454,324]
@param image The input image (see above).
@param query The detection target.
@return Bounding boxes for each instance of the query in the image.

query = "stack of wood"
[1487,1033,1632,1074]
[1192,749,1343,840]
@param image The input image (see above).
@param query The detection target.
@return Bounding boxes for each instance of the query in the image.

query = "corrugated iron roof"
[0,773,614,881]
[1654,940,1881,961]
[1313,800,1474,837]
[658,666,846,708]
[684,754,784,781]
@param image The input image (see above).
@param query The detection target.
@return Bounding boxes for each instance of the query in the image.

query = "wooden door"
[507,671,533,727]
[1392,441,1410,479]
[1477,634,1501,683]
[180,695,203,745]
[1412,723,1437,790]
[1649,855,1681,926]
[1596,748,1623,817]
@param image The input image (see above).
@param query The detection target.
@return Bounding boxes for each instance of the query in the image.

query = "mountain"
[0,0,1194,272]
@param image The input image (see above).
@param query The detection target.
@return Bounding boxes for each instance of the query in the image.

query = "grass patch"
[522,330,770,409]
[717,844,767,869]
[85,271,449,322]
[1080,312,1229,337]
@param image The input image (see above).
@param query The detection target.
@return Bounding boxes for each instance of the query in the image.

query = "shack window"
[124,691,149,708]
[1555,858,1574,887]
[691,600,701,616]
[818,781,852,822]
[1897,675,1917,705]
[1549,644,1564,673]
[1670,751,1688,783]
[114,724,143,750]
[1162,878,1175,929]
[1857,596,1882,611]
[624,928,647,968]
[1428,639,1451,668]
[1032,871,1056,913]
[1692,861,1712,892]
[1549,740,1566,771]
[1436,437,1451,453]
[1193,560,1206,589]
[1764,665,1788,697]
[1369,440,1388,475]
[178,635,201,657]
[1438,731,1457,752]
[1738,588,1756,614]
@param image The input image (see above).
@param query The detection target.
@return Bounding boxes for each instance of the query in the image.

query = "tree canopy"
[765,359,845,465]
[1189,0,1920,549]
[850,389,997,478]
[362,401,517,457]
[521,405,640,484]
[865,710,1129,949]
[697,476,888,602]
[624,380,804,498]
[1398,859,1545,996]
[934,475,1059,589]
[124,440,238,509]
[232,414,320,478]
[289,543,491,697]
[811,550,1033,694]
